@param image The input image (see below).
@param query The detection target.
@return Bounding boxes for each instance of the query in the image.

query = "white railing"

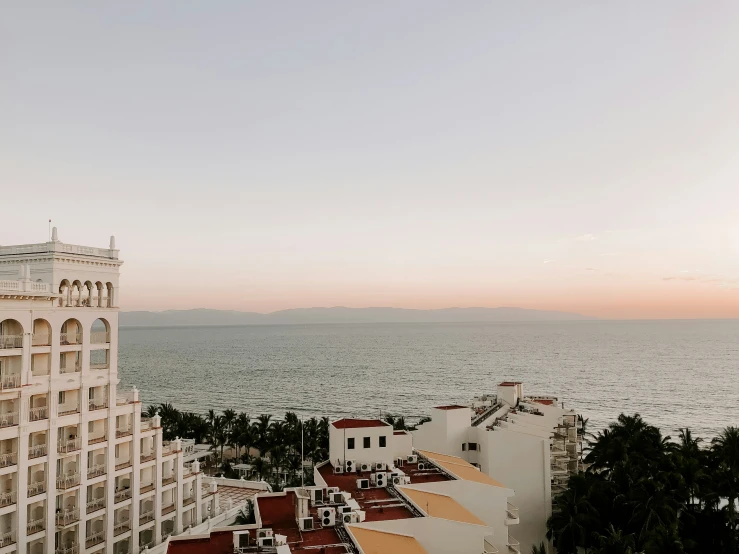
[162,502,176,515]
[58,404,80,416]
[114,519,131,536]
[116,426,132,438]
[32,333,50,346]
[56,473,81,489]
[0,280,20,291]
[88,464,106,478]
[139,509,154,524]
[87,496,106,513]
[90,362,109,370]
[162,442,177,456]
[507,536,521,554]
[89,399,108,411]
[116,392,135,405]
[0,374,21,390]
[0,335,22,349]
[90,331,110,344]
[114,488,132,503]
[59,332,82,345]
[506,502,519,520]
[58,437,81,453]
[140,418,156,431]
[0,531,15,547]
[55,545,78,554]
[59,364,81,374]
[162,474,175,486]
[0,412,18,428]
[30,406,48,421]
[27,517,45,534]
[56,507,80,526]
[484,539,499,554]
[0,490,16,507]
[140,451,155,462]
[0,452,17,467]
[86,530,105,548]
[29,443,47,459]
[115,459,132,471]
[89,432,107,445]
[183,495,196,506]
[140,482,155,493]
[28,481,46,496]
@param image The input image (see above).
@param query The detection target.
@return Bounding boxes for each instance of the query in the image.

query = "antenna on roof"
[48,220,51,241]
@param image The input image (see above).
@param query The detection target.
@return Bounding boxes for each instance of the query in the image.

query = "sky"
[2,2,739,319]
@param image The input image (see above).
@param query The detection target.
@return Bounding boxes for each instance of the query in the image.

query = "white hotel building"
[0,231,219,554]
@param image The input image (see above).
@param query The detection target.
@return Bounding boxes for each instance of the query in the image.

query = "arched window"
[58,279,71,307]
[60,319,82,346]
[71,280,83,307]
[90,318,110,345]
[105,282,114,308]
[32,319,51,347]
[94,282,104,307]
[82,281,94,307]
[0,319,24,349]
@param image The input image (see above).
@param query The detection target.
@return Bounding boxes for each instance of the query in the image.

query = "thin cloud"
[574,233,597,242]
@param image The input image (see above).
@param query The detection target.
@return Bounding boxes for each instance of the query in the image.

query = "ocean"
[118,320,739,438]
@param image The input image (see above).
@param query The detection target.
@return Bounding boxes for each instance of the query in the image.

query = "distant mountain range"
[120,307,594,327]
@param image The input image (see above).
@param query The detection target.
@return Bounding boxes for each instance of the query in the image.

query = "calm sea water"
[118,321,739,438]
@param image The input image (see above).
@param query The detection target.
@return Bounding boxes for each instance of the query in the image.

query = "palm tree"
[253,414,272,456]
[531,542,548,554]
[591,524,639,554]
[143,405,159,418]
[547,473,598,553]
[711,427,739,548]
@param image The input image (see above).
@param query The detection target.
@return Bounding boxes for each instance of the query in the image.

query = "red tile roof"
[434,405,469,410]
[532,398,554,405]
[393,430,407,435]
[167,530,238,554]
[498,381,522,386]
[331,419,389,429]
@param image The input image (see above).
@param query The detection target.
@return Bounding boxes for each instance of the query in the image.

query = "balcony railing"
[87,496,106,513]
[56,473,81,489]
[58,437,82,453]
[140,482,154,494]
[507,536,521,554]
[89,399,108,411]
[139,540,155,550]
[59,332,82,345]
[58,404,80,416]
[116,393,135,405]
[90,362,109,370]
[162,475,175,486]
[0,451,17,468]
[484,539,499,554]
[86,531,105,549]
[27,518,45,534]
[59,364,81,374]
[32,333,50,346]
[89,432,107,445]
[114,488,132,503]
[183,495,196,507]
[140,452,156,463]
[162,443,178,456]
[116,426,132,438]
[0,531,15,548]
[0,374,21,390]
[0,335,22,349]
[140,509,154,524]
[55,545,78,554]
[90,332,110,344]
[28,481,46,497]
[56,507,80,527]
[0,412,18,428]
[140,418,157,431]
[0,490,17,507]
[114,519,131,536]
[88,464,106,478]
[162,502,176,515]
[30,406,48,421]
[115,459,132,471]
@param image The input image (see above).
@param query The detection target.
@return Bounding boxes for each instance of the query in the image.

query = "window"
[379,436,387,448]
[58,391,66,405]
[462,443,467,451]
[468,442,478,451]
[363,437,371,448]
[347,438,355,450]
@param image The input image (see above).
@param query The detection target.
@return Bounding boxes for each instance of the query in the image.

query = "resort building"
[0,231,225,554]
[412,382,582,553]
[168,418,521,554]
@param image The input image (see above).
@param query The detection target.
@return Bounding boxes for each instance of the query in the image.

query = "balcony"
[162,502,175,515]
[27,518,45,534]
[0,335,22,349]
[87,496,106,514]
[115,460,132,471]
[59,364,81,374]
[116,427,132,439]
[0,531,15,548]
[32,333,50,347]
[114,519,131,536]
[29,444,47,460]
[30,406,48,422]
[162,443,178,456]
[140,452,155,463]
[114,488,132,503]
[56,473,81,490]
[89,432,107,445]
[58,404,80,416]
[484,539,499,554]
[183,495,196,507]
[0,374,21,390]
[0,412,18,428]
[28,481,46,497]
[58,437,82,453]
[90,363,109,370]
[56,507,80,527]
[507,536,521,554]
[140,482,154,494]
[0,452,17,468]
[88,464,106,479]
[0,490,16,507]
[162,475,175,487]
[86,531,105,549]
[139,509,154,524]
[89,400,108,411]
[140,418,157,431]
[90,332,110,344]
[59,332,82,345]
[116,393,135,406]
[506,502,520,525]
[55,545,78,554]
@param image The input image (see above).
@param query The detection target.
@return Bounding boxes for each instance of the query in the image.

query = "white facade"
[0,232,218,554]
[328,419,412,469]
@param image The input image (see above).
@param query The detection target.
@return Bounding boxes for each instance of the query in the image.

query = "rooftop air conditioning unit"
[338,505,352,515]
[373,462,387,471]
[333,465,344,474]
[257,529,273,539]
[374,472,387,488]
[360,462,371,472]
[407,455,418,464]
[233,531,250,552]
[343,512,360,524]
[299,517,314,531]
[345,460,356,473]
[311,488,324,505]
[258,537,274,547]
[331,492,344,504]
[417,462,426,470]
[392,476,404,486]
[320,507,336,527]
[357,478,370,489]
[325,487,339,496]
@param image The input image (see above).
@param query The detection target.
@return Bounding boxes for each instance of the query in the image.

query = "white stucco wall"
[328,421,394,467]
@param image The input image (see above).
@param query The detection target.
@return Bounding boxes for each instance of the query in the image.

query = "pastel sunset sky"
[2,2,738,319]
